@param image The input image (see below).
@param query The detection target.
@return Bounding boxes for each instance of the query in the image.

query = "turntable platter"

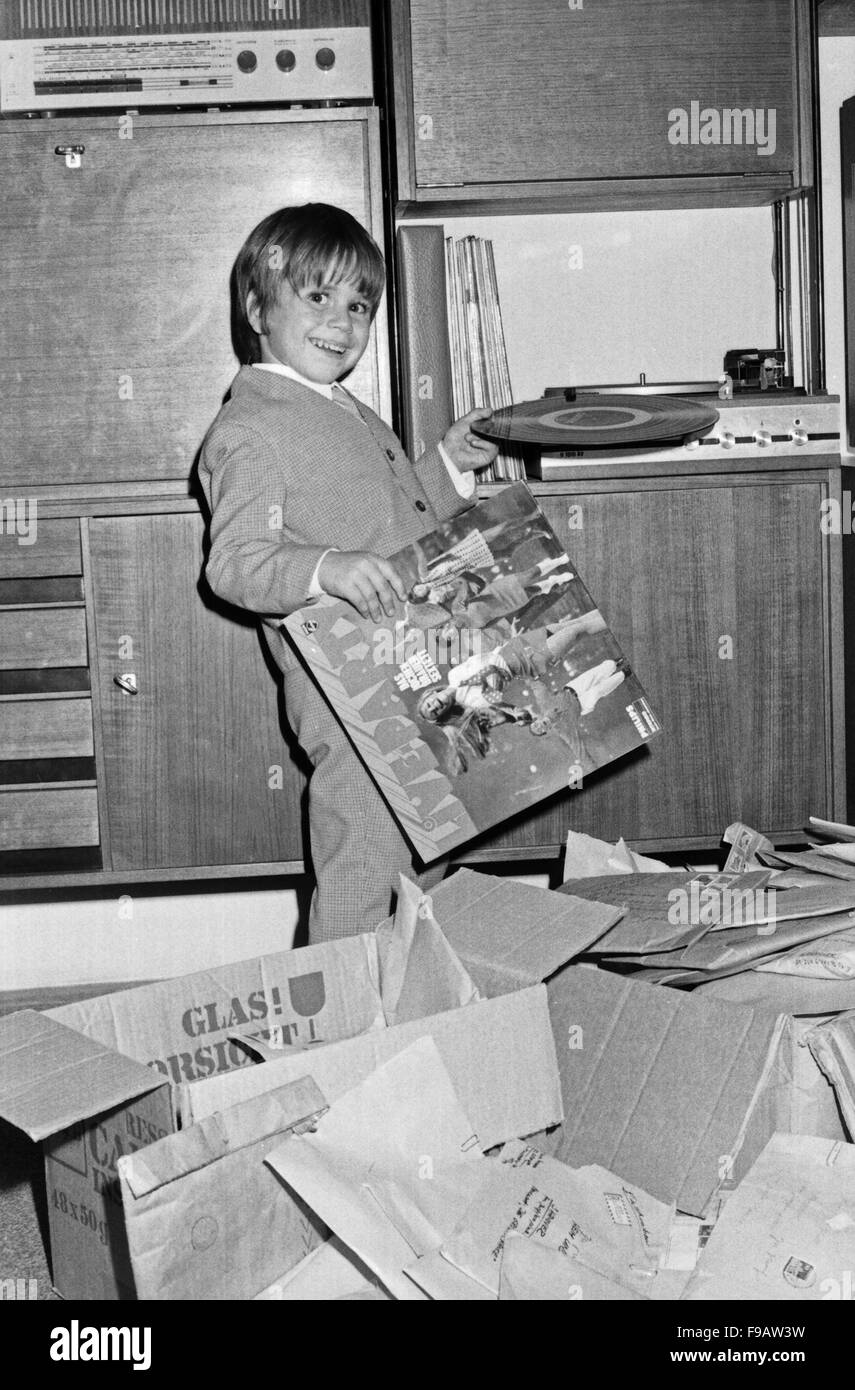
[472,392,719,450]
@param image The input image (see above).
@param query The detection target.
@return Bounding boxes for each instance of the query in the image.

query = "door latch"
[55,144,85,169]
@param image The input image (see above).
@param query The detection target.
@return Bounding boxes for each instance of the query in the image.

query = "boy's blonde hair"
[231,203,386,363]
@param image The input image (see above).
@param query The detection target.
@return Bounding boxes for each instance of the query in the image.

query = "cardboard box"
[0,934,384,1299]
[806,1010,855,1136]
[117,1076,330,1302]
[691,970,853,1146]
[0,870,602,1300]
[1,865,811,1296]
[432,872,793,1218]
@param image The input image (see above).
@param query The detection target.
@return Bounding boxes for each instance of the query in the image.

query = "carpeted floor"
[0,1119,57,1300]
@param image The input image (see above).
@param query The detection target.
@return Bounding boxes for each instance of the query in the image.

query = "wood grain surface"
[86,511,305,870]
[0,110,387,488]
[393,0,805,207]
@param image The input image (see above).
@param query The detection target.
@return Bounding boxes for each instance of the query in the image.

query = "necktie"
[330,382,362,420]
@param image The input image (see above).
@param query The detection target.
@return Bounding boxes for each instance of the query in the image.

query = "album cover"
[283,483,661,863]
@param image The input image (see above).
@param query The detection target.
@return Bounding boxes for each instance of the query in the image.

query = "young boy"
[198,203,498,942]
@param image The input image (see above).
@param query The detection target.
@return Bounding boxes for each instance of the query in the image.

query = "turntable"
[472,382,840,475]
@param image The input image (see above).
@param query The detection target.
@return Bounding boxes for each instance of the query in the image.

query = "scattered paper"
[809,816,855,842]
[756,925,855,980]
[758,849,855,882]
[723,822,780,872]
[498,1232,648,1301]
[567,872,855,969]
[564,830,671,881]
[815,842,855,865]
[660,1213,705,1272]
[404,1246,495,1300]
[436,1140,674,1299]
[254,1237,392,1301]
[264,1037,484,1300]
[806,1013,855,1138]
[682,1134,855,1300]
[377,875,480,1026]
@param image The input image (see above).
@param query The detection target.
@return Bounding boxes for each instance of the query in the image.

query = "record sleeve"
[283,484,661,863]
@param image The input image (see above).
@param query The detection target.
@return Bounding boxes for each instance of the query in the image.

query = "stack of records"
[444,235,526,483]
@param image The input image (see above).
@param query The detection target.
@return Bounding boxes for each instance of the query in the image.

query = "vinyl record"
[472,393,719,450]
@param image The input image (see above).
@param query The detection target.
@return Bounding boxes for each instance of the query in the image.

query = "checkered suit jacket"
[198,366,470,672]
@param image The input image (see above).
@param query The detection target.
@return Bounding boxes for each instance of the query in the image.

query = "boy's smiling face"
[247,276,374,384]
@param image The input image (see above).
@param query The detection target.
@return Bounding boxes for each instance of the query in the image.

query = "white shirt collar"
[253,360,334,400]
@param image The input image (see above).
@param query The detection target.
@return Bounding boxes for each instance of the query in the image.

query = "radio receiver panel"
[0,1,373,112]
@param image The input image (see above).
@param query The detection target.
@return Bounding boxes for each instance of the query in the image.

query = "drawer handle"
[113,673,138,695]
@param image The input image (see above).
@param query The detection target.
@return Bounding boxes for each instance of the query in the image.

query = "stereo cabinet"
[388,0,815,213]
[1,458,844,888]
[0,107,387,888]
[474,460,845,859]
[0,105,844,888]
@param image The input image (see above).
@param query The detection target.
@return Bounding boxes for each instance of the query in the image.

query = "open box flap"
[0,1009,168,1141]
[422,868,624,995]
[119,1075,328,1199]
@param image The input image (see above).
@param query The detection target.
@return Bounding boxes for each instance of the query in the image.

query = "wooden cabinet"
[465,463,844,858]
[0,502,307,885]
[0,519,100,875]
[389,0,814,212]
[0,107,387,889]
[1,465,844,885]
[86,512,304,873]
[0,108,389,489]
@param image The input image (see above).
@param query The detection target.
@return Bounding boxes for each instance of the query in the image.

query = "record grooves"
[473,392,720,451]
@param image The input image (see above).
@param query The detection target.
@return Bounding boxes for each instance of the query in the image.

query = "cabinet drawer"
[0,609,87,668]
[2,699,94,761]
[0,519,81,578]
[0,788,99,849]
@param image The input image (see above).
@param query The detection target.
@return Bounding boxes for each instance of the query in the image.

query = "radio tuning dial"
[315,47,336,70]
[754,429,772,447]
[237,50,258,73]
[276,49,297,72]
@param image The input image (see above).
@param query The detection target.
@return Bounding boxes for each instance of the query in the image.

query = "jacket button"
[415,499,426,512]
[386,448,395,460]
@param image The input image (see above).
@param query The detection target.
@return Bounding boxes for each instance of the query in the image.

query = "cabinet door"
[404,0,797,188]
[87,513,304,871]
[0,111,385,488]
[480,480,829,852]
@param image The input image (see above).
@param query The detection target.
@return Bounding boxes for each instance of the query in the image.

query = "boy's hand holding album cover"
[283,483,661,863]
